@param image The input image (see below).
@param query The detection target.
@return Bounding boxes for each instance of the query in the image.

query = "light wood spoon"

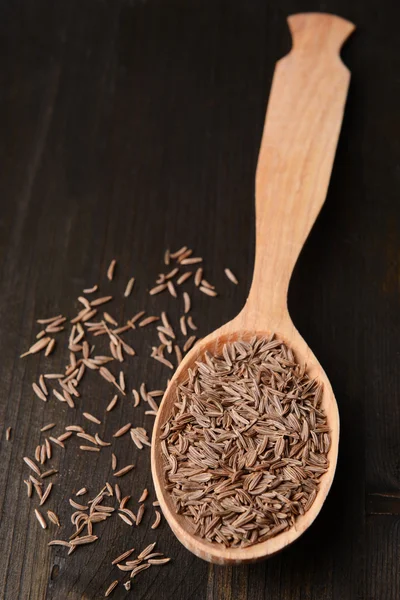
[151,12,355,565]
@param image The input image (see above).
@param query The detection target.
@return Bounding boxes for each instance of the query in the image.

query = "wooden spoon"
[151,12,355,565]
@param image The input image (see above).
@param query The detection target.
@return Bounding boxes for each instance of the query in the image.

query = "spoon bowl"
[151,12,354,564]
[152,312,339,564]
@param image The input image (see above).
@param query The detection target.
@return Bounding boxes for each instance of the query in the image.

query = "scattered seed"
[167,281,177,298]
[112,454,117,471]
[6,427,12,441]
[83,412,101,425]
[49,436,65,449]
[133,389,140,407]
[199,286,218,297]
[20,337,51,358]
[187,316,197,330]
[40,467,58,478]
[23,457,41,476]
[76,487,88,496]
[39,375,48,396]
[194,268,203,286]
[91,296,113,307]
[39,483,53,506]
[37,315,62,325]
[107,259,116,281]
[124,277,135,298]
[80,446,100,452]
[58,432,72,442]
[150,510,162,529]
[106,395,118,412]
[224,267,238,284]
[34,509,47,529]
[112,548,135,565]
[176,271,193,285]
[183,291,191,314]
[119,371,125,392]
[183,336,196,352]
[47,510,61,527]
[104,312,118,326]
[148,557,171,565]
[113,423,132,438]
[114,464,135,478]
[95,433,111,447]
[139,488,148,503]
[139,316,160,327]
[118,512,134,526]
[136,504,145,526]
[83,285,98,294]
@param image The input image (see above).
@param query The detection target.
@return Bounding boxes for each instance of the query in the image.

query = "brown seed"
[136,503,145,526]
[187,316,198,330]
[103,312,118,326]
[106,395,118,412]
[6,426,12,441]
[112,547,135,565]
[41,469,58,478]
[180,315,187,336]
[37,315,62,325]
[45,338,57,357]
[80,446,100,452]
[224,267,239,284]
[124,277,135,298]
[107,259,117,281]
[69,498,89,510]
[83,412,101,425]
[48,540,70,548]
[34,509,47,529]
[181,257,202,265]
[36,330,46,339]
[95,433,111,447]
[49,436,65,449]
[174,345,183,365]
[139,316,160,327]
[199,285,218,297]
[114,464,135,478]
[38,375,48,396]
[24,479,33,497]
[20,337,51,358]
[113,423,132,438]
[153,355,174,369]
[40,423,56,433]
[176,271,193,285]
[119,371,125,392]
[76,487,88,496]
[118,512,134,526]
[148,557,171,565]
[138,488,148,503]
[90,296,113,307]
[133,389,140,407]
[151,510,162,529]
[47,510,61,526]
[138,542,156,560]
[183,292,191,314]
[194,267,203,286]
[39,483,53,506]
[58,431,72,442]
[149,283,168,295]
[112,453,117,471]
[183,336,196,352]
[83,285,98,294]
[130,563,151,578]
[167,281,177,298]
[23,457,41,476]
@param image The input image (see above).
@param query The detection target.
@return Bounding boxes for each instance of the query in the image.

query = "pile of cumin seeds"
[161,335,330,549]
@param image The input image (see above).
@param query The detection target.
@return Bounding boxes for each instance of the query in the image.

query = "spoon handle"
[245,13,354,324]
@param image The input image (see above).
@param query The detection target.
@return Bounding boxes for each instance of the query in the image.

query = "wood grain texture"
[0,0,399,598]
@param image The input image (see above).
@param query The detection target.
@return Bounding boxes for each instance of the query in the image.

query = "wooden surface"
[0,0,399,598]
[152,12,353,565]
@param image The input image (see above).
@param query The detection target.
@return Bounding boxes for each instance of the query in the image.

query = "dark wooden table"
[1,0,400,598]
